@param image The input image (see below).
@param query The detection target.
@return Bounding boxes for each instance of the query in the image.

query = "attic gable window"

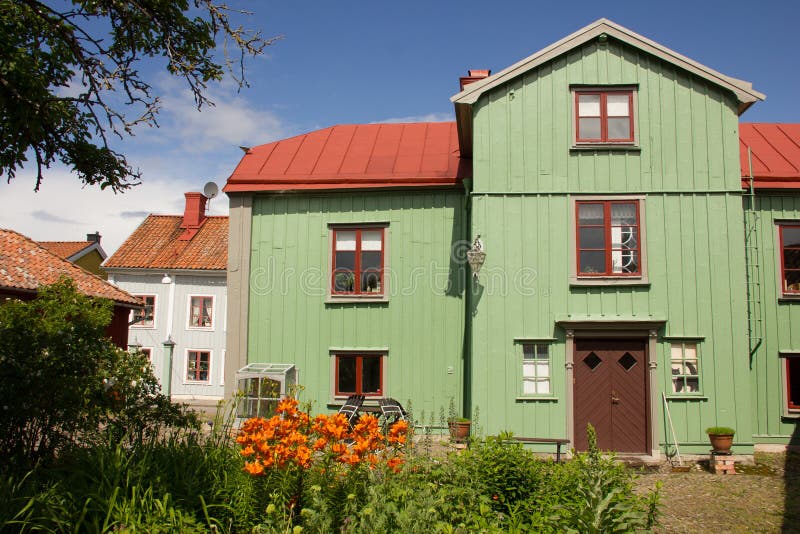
[573,88,635,145]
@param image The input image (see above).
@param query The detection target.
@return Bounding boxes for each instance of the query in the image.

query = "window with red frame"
[577,200,641,276]
[786,356,800,413]
[131,295,155,327]
[189,296,213,328]
[780,224,800,294]
[332,227,384,295]
[335,353,383,396]
[186,350,210,381]
[575,90,634,143]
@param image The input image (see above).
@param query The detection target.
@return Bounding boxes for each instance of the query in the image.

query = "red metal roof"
[740,123,800,189]
[224,122,468,193]
[0,229,140,305]
[104,216,228,271]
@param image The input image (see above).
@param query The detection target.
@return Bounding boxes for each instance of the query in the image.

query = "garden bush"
[0,278,197,472]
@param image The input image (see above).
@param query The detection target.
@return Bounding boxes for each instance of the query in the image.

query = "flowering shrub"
[237,397,408,476]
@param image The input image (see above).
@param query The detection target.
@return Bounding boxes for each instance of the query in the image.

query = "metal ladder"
[744,147,763,362]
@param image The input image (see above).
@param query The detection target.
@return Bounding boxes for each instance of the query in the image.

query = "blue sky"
[2,0,798,255]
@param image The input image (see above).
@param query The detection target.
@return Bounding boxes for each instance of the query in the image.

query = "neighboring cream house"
[38,232,108,278]
[105,193,228,413]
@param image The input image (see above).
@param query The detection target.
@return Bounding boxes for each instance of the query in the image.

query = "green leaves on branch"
[0,0,276,191]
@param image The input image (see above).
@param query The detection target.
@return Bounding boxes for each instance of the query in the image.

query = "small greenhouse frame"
[235,363,297,420]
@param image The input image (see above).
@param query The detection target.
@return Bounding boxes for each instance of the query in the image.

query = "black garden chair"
[377,397,408,428]
[338,394,365,427]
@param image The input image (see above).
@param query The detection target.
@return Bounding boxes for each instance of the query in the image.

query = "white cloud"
[157,83,286,152]
[371,112,454,124]
[0,168,229,257]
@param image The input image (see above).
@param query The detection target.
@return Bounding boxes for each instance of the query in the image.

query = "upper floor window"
[782,354,800,415]
[331,227,385,296]
[574,89,635,144]
[576,200,641,276]
[189,296,214,329]
[131,295,155,327]
[334,352,383,397]
[780,224,800,295]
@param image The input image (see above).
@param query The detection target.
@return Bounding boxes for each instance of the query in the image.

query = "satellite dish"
[203,181,219,199]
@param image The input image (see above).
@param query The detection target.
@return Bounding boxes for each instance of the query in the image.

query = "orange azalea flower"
[312,437,328,451]
[241,444,255,456]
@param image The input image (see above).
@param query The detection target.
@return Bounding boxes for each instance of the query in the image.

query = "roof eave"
[451,18,765,108]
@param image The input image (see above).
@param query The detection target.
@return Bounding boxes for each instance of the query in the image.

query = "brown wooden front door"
[574,339,649,453]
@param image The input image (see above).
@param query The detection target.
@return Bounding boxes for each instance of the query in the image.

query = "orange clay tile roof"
[0,229,140,305]
[104,216,228,270]
[37,241,93,259]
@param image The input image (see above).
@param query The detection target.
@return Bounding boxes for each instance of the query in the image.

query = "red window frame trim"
[575,89,635,143]
[786,356,800,412]
[189,295,214,328]
[186,350,211,382]
[131,294,156,327]
[331,227,386,296]
[779,224,800,295]
[334,353,384,397]
[576,200,641,277]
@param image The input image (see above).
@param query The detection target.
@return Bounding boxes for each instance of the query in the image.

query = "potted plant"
[706,426,735,453]
[447,397,471,443]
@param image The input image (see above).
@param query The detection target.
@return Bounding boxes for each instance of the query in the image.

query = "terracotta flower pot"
[708,433,734,453]
[448,421,471,443]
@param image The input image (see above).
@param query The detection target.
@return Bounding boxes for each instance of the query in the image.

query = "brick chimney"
[179,192,207,241]
[86,231,101,244]
[459,69,491,90]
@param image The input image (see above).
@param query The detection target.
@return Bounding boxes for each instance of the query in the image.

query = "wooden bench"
[510,437,571,462]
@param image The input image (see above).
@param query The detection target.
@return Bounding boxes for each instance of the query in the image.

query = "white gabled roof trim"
[66,242,107,262]
[450,18,765,108]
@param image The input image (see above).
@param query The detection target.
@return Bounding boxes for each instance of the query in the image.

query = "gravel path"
[633,452,800,533]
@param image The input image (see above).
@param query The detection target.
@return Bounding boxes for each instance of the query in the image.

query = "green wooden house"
[224,19,798,457]
[224,122,470,421]
[739,123,800,448]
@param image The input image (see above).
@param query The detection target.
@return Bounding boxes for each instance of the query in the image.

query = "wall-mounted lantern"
[467,235,486,281]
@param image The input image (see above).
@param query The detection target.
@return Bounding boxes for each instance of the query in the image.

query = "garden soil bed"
[633,452,800,533]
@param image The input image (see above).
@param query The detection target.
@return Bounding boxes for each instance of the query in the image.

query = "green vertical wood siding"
[468,38,752,453]
[749,194,800,443]
[248,190,466,417]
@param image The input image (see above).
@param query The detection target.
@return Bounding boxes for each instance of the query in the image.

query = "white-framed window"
[521,343,551,396]
[670,342,700,394]
[185,349,211,383]
[131,295,156,327]
[188,295,214,329]
[328,223,389,301]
